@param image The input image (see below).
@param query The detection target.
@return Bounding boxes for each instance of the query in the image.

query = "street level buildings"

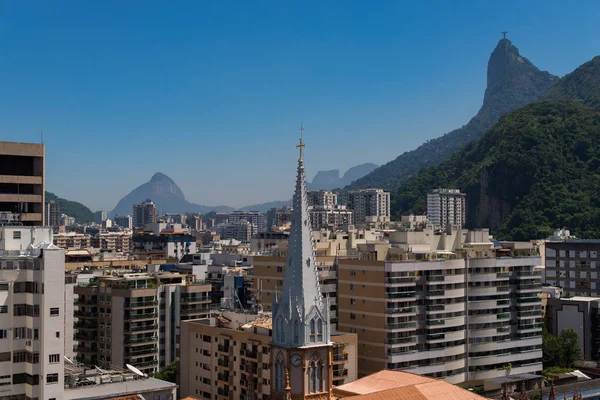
[0,141,45,226]
[0,226,65,400]
[426,188,466,230]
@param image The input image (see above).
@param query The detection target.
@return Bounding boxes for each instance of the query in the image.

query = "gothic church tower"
[270,134,333,400]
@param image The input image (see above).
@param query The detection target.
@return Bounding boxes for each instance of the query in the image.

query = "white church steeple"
[272,132,331,348]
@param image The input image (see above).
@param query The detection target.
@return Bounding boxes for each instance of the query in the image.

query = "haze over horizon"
[1,1,598,210]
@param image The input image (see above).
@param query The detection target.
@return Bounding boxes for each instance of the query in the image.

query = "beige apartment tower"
[0,141,45,226]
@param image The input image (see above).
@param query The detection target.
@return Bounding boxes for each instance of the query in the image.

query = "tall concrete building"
[337,230,543,384]
[95,210,107,224]
[544,240,600,297]
[214,220,253,242]
[113,214,133,230]
[45,200,61,227]
[426,188,466,229]
[344,189,390,225]
[133,199,157,228]
[0,226,65,400]
[0,141,45,226]
[74,271,211,375]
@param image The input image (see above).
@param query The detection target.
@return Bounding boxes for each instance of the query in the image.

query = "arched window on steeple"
[310,319,316,342]
[316,361,323,392]
[276,357,284,392]
[309,361,316,393]
[317,318,323,342]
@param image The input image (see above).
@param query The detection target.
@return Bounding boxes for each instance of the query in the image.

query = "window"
[350,313,356,320]
[49,354,60,364]
[350,284,355,291]
[0,284,8,291]
[13,231,21,239]
[55,331,60,339]
[350,298,356,305]
[0,306,6,313]
[13,327,25,340]
[46,373,59,384]
[0,352,10,362]
[0,330,7,339]
[50,307,59,317]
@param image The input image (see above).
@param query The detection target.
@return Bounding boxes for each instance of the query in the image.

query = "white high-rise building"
[427,188,466,229]
[0,226,65,400]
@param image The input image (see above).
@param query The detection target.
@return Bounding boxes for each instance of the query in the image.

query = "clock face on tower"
[291,354,302,367]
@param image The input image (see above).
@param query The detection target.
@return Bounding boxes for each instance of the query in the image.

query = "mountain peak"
[150,172,174,183]
[486,39,530,97]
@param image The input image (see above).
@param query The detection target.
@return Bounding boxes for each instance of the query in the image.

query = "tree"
[543,327,563,368]
[154,361,178,383]
[560,329,581,368]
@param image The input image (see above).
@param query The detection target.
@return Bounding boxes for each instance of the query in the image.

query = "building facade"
[307,190,338,207]
[426,188,466,229]
[344,189,390,226]
[310,205,353,230]
[546,296,597,361]
[0,226,65,400]
[216,211,265,234]
[133,199,157,228]
[45,200,61,227]
[544,240,600,297]
[73,272,211,375]
[114,215,133,230]
[336,237,543,384]
[0,141,45,226]
[214,220,253,242]
[95,211,108,224]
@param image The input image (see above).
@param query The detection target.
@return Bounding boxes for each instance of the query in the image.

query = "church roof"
[333,370,488,400]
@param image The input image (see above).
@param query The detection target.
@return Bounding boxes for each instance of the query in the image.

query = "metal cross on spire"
[296,123,305,161]
[502,30,508,39]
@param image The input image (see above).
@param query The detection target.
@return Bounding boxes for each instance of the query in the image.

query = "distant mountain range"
[109,173,234,217]
[392,55,600,240]
[346,38,558,191]
[307,163,379,191]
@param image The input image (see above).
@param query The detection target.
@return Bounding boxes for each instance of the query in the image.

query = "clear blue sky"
[1,1,598,210]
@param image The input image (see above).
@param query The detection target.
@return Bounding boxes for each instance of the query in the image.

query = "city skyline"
[1,1,598,210]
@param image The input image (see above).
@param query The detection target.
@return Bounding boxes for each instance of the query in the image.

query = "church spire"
[272,128,330,348]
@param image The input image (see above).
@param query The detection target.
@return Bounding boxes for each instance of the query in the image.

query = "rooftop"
[334,370,488,400]
[64,377,176,400]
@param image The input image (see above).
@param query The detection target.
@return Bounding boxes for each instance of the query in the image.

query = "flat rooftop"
[63,377,176,400]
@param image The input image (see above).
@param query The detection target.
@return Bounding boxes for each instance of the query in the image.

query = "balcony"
[126,300,158,308]
[217,358,231,368]
[125,347,158,358]
[74,321,97,330]
[128,324,158,333]
[126,336,158,345]
[385,291,416,299]
[333,353,348,363]
[243,350,258,359]
[385,322,416,331]
[76,346,98,354]
[74,332,97,342]
[385,276,416,285]
[135,359,159,368]
[333,368,348,378]
[385,307,416,315]
[217,373,230,383]
[74,299,95,306]
[218,345,231,353]
[74,311,97,319]
[516,296,542,304]
[125,312,158,321]
[181,296,210,304]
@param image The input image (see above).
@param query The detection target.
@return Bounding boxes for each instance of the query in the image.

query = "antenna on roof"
[41,132,44,144]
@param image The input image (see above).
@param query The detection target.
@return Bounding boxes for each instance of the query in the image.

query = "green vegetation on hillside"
[392,101,600,240]
[45,191,95,223]
[542,56,600,109]
[346,39,557,191]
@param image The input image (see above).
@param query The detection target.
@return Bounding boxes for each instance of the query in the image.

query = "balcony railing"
[128,324,159,332]
[386,322,416,330]
[333,353,349,362]
[125,347,158,357]
[388,336,417,345]
[181,297,210,304]
[126,300,158,308]
[126,336,158,345]
[125,312,158,321]
[386,307,416,315]
[385,292,416,299]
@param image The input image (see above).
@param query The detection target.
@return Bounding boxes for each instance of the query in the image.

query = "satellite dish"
[126,364,147,378]
[64,356,74,365]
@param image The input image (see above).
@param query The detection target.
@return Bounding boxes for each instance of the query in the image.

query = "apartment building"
[344,189,390,225]
[310,205,353,230]
[426,188,466,229]
[544,240,600,296]
[54,232,92,249]
[60,215,75,227]
[214,220,253,241]
[133,199,157,228]
[0,141,45,226]
[179,310,358,400]
[114,215,133,230]
[307,190,338,207]
[73,272,211,375]
[251,256,339,326]
[94,232,132,253]
[133,231,196,260]
[336,229,542,384]
[215,211,265,234]
[0,226,65,400]
[95,211,107,224]
[45,200,61,227]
